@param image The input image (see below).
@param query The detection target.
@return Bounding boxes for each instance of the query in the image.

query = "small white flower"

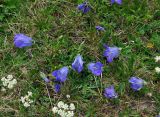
[21,97,25,103]
[53,101,76,117]
[1,75,17,90]
[57,101,64,108]
[52,107,58,113]
[28,98,33,103]
[7,75,13,80]
[1,87,6,92]
[57,109,63,115]
[11,79,17,85]
[28,91,32,96]
[27,99,33,104]
[155,56,160,62]
[69,103,75,110]
[59,110,66,117]
[23,102,30,107]
[21,91,33,108]
[66,95,70,99]
[2,81,8,87]
[147,92,152,97]
[8,83,13,89]
[24,95,29,100]
[63,104,69,110]
[67,111,74,117]
[155,67,160,73]
[1,77,6,82]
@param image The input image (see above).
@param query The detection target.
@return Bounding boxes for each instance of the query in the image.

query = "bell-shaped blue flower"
[88,62,103,76]
[54,84,61,93]
[96,26,105,31]
[72,55,84,73]
[104,85,118,99]
[129,77,145,91]
[14,33,32,48]
[103,45,120,63]
[77,2,91,14]
[111,0,122,5]
[52,67,69,82]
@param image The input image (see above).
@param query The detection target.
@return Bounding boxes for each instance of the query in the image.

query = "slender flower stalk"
[46,84,53,107]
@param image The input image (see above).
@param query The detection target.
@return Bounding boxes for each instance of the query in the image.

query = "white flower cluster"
[155,56,160,62]
[66,94,70,99]
[1,75,17,91]
[20,91,33,107]
[52,101,75,117]
[154,56,160,74]
[155,67,160,74]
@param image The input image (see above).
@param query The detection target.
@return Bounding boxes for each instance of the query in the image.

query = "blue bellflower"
[14,33,32,48]
[104,85,118,99]
[52,67,69,82]
[72,55,84,73]
[54,84,61,93]
[88,62,103,76]
[96,26,105,31]
[103,45,120,63]
[129,77,145,91]
[111,0,122,5]
[77,2,91,14]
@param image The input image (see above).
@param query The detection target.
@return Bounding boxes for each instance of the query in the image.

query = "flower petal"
[72,55,83,73]
[88,62,103,76]
[104,85,118,99]
[14,33,32,48]
[129,77,144,91]
[54,84,61,93]
[52,67,69,82]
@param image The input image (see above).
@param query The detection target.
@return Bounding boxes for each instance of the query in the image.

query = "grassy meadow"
[0,0,160,116]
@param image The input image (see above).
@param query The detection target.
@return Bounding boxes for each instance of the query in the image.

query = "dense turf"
[0,0,160,116]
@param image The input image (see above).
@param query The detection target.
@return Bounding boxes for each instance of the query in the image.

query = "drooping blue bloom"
[104,85,118,99]
[111,0,122,5]
[77,2,91,14]
[14,33,32,48]
[103,45,120,63]
[52,67,69,82]
[43,77,50,83]
[54,84,61,93]
[129,77,145,91]
[88,62,103,76]
[96,26,105,31]
[77,3,85,10]
[72,55,84,73]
